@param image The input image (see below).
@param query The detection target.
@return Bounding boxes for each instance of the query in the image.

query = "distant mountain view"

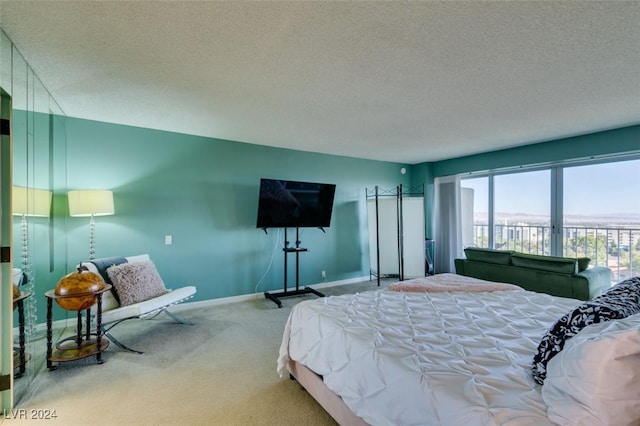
[473,212,640,228]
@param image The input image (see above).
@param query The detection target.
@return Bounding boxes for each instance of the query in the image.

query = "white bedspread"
[278,289,581,426]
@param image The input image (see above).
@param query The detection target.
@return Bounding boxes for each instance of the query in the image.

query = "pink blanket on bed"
[389,273,522,293]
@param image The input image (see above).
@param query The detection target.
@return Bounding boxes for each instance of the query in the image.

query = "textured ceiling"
[1,1,639,164]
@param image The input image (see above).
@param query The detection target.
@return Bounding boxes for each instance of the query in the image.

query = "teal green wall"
[409,162,434,239]
[412,125,640,239]
[12,110,68,325]
[63,117,411,307]
[16,114,639,323]
[429,125,640,177]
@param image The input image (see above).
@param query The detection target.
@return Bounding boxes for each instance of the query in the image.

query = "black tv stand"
[264,228,325,308]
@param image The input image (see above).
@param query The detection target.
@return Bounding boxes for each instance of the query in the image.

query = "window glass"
[494,170,551,254]
[563,159,640,281]
[461,177,488,248]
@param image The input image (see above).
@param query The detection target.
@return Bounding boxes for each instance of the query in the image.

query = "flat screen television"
[256,178,336,229]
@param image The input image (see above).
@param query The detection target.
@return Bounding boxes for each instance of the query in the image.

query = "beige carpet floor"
[4,279,391,425]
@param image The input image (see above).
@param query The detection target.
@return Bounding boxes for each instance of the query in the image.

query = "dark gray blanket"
[87,256,127,303]
[87,256,128,283]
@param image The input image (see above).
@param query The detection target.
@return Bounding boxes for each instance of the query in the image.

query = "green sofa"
[454,248,611,300]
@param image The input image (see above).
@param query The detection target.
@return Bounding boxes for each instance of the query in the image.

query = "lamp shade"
[13,186,52,217]
[68,190,115,217]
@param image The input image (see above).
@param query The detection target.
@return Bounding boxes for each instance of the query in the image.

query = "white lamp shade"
[13,186,52,217]
[68,190,115,217]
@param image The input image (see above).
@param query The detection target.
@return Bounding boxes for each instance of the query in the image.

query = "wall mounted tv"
[256,178,336,229]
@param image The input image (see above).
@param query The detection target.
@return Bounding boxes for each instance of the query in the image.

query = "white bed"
[278,274,640,425]
[279,272,637,425]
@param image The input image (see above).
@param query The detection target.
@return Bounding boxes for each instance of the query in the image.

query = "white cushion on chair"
[125,254,151,263]
[13,268,23,285]
[100,285,197,325]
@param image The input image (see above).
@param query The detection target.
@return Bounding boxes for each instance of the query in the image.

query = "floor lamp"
[68,190,115,260]
[12,186,53,338]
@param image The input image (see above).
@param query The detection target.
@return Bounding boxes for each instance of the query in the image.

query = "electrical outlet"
[321,270,326,279]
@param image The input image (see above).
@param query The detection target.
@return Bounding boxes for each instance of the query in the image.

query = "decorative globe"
[13,284,21,311]
[54,266,105,311]
[12,284,20,299]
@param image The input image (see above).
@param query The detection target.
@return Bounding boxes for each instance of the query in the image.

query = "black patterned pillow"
[532,276,640,384]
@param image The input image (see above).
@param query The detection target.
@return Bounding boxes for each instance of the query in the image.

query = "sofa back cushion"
[81,254,151,312]
[511,252,577,274]
[464,247,513,265]
[577,257,591,272]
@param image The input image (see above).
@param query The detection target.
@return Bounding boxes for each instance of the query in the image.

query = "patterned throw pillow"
[106,260,168,306]
[532,276,640,384]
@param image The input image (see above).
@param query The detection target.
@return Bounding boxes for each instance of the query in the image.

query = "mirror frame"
[0,28,68,409]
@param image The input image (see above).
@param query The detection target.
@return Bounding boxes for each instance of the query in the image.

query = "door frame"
[1,87,14,411]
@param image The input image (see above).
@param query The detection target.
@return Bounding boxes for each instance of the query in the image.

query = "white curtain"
[433,175,463,273]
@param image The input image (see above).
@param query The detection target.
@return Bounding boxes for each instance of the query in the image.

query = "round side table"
[44,284,112,370]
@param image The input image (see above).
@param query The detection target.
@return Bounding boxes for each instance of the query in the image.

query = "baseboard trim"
[16,275,372,334]
[170,275,371,312]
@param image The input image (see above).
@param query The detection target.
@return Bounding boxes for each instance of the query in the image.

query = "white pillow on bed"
[542,313,640,425]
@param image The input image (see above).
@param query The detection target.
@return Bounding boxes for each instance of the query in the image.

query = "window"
[460,156,639,281]
[461,177,488,248]
[494,170,550,254]
[563,159,640,281]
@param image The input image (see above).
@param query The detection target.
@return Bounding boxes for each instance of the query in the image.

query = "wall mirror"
[1,29,68,407]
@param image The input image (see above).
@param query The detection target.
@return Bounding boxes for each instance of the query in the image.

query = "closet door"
[401,197,425,278]
[368,196,426,279]
[367,198,399,276]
